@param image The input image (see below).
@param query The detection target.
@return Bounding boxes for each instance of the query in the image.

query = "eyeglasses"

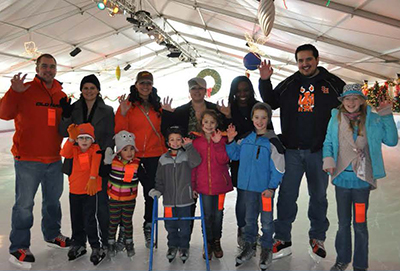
[138,81,153,86]
[77,136,93,141]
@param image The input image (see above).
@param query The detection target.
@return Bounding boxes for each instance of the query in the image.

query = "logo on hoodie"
[298,84,314,112]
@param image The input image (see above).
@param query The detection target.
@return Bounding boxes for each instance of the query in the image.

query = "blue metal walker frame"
[148,194,210,271]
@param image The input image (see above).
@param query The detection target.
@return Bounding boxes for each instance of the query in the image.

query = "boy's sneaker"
[46,234,71,249]
[179,248,189,263]
[68,245,87,261]
[259,247,273,270]
[143,222,152,248]
[213,239,224,258]
[272,239,292,259]
[126,241,135,257]
[330,262,349,271]
[108,241,116,258]
[309,239,326,258]
[90,247,106,266]
[235,242,256,266]
[9,249,35,268]
[166,247,178,262]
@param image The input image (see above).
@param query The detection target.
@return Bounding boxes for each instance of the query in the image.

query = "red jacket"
[60,140,102,195]
[115,102,166,158]
[191,134,233,195]
[0,76,66,163]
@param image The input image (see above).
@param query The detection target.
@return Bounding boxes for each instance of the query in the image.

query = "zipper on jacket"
[208,143,212,195]
[256,146,261,159]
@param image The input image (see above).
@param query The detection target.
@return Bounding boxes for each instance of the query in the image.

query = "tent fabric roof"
[1,0,400,96]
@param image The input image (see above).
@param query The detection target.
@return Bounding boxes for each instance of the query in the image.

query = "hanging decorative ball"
[197,69,222,97]
[258,0,275,38]
[243,52,261,71]
[116,65,121,80]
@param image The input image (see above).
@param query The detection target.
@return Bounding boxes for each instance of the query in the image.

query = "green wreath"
[197,68,221,96]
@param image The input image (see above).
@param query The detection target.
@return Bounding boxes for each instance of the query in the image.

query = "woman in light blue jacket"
[323,84,398,271]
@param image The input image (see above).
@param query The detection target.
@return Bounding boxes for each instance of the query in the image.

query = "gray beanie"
[251,102,272,124]
[114,130,137,153]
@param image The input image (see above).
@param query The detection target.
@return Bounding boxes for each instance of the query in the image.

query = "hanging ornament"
[258,0,275,38]
[243,52,261,71]
[116,65,121,80]
[21,41,41,58]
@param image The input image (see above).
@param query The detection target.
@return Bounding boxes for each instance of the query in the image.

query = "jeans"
[202,194,224,243]
[274,149,329,241]
[243,190,274,249]
[138,157,159,224]
[69,193,100,248]
[164,206,191,249]
[9,160,63,252]
[335,186,370,270]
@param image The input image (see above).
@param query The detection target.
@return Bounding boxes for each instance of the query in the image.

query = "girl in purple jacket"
[191,109,233,260]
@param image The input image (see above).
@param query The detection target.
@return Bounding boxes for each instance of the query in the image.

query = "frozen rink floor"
[0,131,399,271]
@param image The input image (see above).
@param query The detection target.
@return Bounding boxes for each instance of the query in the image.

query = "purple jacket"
[191,134,233,195]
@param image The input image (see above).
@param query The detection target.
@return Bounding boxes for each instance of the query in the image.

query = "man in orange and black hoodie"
[0,54,71,268]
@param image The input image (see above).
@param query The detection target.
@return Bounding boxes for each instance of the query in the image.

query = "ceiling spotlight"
[97,0,107,10]
[112,6,119,13]
[123,64,131,71]
[70,47,81,57]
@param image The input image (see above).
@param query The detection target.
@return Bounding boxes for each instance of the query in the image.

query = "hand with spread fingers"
[217,99,231,118]
[162,96,175,112]
[119,94,132,117]
[59,96,74,118]
[11,73,31,93]
[259,59,273,80]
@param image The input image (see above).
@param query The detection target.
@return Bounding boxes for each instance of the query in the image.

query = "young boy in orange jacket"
[60,123,105,265]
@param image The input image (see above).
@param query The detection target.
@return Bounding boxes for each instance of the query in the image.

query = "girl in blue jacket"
[323,84,398,271]
[226,102,285,271]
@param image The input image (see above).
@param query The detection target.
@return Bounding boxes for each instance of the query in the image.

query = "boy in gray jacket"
[149,126,201,263]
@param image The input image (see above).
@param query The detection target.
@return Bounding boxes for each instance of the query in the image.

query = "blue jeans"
[243,190,274,249]
[164,206,191,249]
[9,160,63,252]
[335,186,370,270]
[202,194,224,243]
[274,149,329,241]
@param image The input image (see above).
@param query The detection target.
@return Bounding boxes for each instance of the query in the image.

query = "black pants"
[138,157,159,223]
[69,193,101,248]
[96,176,109,245]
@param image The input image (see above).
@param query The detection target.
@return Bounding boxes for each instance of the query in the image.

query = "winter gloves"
[67,124,80,141]
[59,96,75,119]
[86,177,98,196]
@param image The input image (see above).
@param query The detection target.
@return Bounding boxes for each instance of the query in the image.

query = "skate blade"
[272,247,292,260]
[46,243,70,250]
[308,248,323,264]
[9,256,33,269]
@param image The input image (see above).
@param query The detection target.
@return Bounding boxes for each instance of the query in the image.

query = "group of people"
[0,43,397,271]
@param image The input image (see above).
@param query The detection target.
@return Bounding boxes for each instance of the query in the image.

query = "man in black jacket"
[259,44,345,260]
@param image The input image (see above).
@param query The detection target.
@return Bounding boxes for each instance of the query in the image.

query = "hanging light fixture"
[97,0,107,10]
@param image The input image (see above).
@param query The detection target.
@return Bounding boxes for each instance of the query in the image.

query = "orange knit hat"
[76,123,95,141]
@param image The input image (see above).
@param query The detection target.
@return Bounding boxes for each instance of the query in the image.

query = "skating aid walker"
[148,194,210,271]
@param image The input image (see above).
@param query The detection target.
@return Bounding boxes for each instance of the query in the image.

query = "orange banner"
[262,196,272,212]
[218,194,226,210]
[164,207,172,218]
[355,203,366,223]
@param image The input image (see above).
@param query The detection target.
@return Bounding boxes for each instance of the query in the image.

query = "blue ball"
[243,52,261,71]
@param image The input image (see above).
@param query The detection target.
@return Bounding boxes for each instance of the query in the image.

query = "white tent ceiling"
[1,0,400,102]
